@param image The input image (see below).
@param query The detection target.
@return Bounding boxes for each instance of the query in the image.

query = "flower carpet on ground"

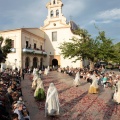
[29,72,120,120]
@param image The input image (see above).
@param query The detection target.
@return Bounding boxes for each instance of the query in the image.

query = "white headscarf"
[90,74,98,88]
[114,80,120,103]
[45,83,60,117]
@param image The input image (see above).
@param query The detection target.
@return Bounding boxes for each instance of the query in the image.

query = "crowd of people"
[57,65,120,104]
[1,64,120,120]
[0,69,30,120]
[30,65,120,119]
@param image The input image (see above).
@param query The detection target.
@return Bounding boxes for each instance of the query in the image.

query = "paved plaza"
[21,70,120,120]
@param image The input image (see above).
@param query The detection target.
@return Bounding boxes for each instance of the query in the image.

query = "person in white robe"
[34,78,42,96]
[45,83,60,117]
[32,68,36,75]
[31,75,39,90]
[73,71,81,87]
[34,78,46,101]
[113,80,120,104]
[44,68,49,75]
[39,69,42,78]
[88,74,99,94]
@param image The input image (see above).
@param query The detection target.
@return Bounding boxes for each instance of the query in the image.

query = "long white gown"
[45,83,60,117]
[73,71,81,86]
[113,81,120,104]
[33,68,36,75]
[44,68,49,75]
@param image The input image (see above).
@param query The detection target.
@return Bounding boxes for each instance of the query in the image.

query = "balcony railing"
[23,48,34,53]
[22,48,47,55]
[43,51,47,55]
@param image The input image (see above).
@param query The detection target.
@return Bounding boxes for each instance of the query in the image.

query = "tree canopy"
[59,27,117,68]
[112,42,120,64]
[0,36,12,62]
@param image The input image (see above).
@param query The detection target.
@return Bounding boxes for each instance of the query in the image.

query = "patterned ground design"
[26,71,120,120]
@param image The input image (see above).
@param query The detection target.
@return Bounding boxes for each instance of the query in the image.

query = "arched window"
[50,10,54,17]
[53,0,56,4]
[56,10,59,17]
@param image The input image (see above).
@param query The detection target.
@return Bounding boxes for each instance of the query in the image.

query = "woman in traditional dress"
[38,69,42,78]
[88,74,99,94]
[44,68,49,75]
[73,71,81,87]
[32,68,36,75]
[113,80,120,104]
[34,78,46,101]
[45,83,60,117]
[31,75,39,90]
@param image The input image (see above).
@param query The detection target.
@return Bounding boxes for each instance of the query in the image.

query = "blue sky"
[0,0,120,44]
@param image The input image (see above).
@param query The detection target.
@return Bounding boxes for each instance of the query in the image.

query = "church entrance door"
[52,59,58,67]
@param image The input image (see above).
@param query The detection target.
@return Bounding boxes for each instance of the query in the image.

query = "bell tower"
[42,0,68,28]
[47,0,63,19]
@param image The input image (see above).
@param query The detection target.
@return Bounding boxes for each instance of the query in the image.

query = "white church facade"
[0,0,87,70]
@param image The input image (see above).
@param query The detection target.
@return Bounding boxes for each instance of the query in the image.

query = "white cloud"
[89,20,96,24]
[89,20,112,24]
[88,8,120,25]
[97,8,120,20]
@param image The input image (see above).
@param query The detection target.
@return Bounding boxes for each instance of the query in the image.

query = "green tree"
[0,36,12,62]
[112,42,120,64]
[59,27,115,69]
[95,31,115,62]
